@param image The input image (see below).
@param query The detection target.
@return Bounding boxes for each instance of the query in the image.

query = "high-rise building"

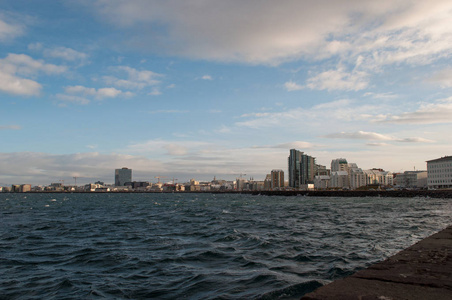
[115,167,132,186]
[288,149,316,188]
[270,169,284,189]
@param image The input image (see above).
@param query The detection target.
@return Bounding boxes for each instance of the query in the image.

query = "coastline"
[301,225,452,299]
[4,189,452,198]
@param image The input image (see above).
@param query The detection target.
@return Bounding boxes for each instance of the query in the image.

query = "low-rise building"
[395,171,428,189]
[427,156,452,189]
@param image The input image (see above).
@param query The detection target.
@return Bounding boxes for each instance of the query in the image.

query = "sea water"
[1,193,451,299]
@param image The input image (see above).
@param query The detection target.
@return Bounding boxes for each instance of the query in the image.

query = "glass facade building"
[115,167,132,186]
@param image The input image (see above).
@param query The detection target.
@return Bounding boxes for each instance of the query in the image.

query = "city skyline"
[1,1,452,185]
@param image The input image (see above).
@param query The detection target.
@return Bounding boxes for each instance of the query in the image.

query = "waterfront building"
[315,164,330,176]
[314,175,330,190]
[236,178,247,191]
[288,149,316,189]
[363,169,393,186]
[349,164,366,190]
[115,167,132,186]
[395,171,428,189]
[270,169,284,190]
[427,156,452,189]
[264,174,272,190]
[330,171,350,189]
[331,158,349,172]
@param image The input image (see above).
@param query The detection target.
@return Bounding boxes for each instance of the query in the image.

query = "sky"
[1,0,452,185]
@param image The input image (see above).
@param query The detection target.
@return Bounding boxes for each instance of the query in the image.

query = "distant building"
[270,169,284,190]
[427,156,452,189]
[331,158,349,172]
[288,149,316,189]
[349,163,366,190]
[330,171,349,189]
[115,167,132,186]
[395,171,427,189]
[314,175,330,190]
[264,174,272,190]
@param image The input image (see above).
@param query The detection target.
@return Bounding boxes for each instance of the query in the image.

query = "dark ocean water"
[1,193,451,299]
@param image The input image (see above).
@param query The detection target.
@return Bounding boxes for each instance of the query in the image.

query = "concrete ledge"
[301,225,452,300]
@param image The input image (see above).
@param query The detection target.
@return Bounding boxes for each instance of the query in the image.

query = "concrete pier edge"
[301,225,452,300]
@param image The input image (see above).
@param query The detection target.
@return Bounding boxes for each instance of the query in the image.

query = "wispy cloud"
[201,75,213,80]
[0,125,21,130]
[322,131,434,143]
[89,0,452,67]
[104,66,163,90]
[427,67,452,88]
[64,85,133,99]
[253,141,315,149]
[305,67,369,91]
[284,81,304,91]
[149,109,189,114]
[376,97,452,124]
[29,43,89,64]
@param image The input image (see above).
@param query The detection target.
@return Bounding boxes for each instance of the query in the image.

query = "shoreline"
[2,189,452,198]
[301,225,452,299]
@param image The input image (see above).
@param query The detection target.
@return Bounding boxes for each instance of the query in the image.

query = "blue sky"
[1,0,451,185]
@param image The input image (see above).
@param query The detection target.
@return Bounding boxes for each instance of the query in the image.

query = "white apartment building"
[330,171,350,189]
[349,164,367,190]
[395,171,428,189]
[427,156,452,189]
[363,169,394,186]
[314,175,330,189]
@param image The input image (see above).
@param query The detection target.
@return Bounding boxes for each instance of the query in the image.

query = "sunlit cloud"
[0,53,66,96]
[322,131,434,143]
[376,97,452,124]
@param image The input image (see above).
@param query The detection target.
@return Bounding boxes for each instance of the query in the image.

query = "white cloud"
[164,144,188,156]
[253,141,315,149]
[363,92,399,99]
[322,131,434,143]
[0,125,21,130]
[149,109,189,114]
[284,81,304,91]
[376,97,452,124]
[427,68,452,88]
[306,67,369,91]
[1,53,67,75]
[0,70,42,96]
[201,75,213,80]
[0,53,66,96]
[0,16,23,41]
[0,151,165,185]
[148,87,161,96]
[56,94,91,105]
[323,131,394,141]
[367,142,390,147]
[44,46,88,62]
[104,66,162,90]
[64,85,132,100]
[88,0,452,67]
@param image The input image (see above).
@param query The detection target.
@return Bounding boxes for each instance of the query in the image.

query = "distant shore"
[4,189,452,198]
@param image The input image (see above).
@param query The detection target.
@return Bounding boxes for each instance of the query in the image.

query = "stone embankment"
[301,225,452,300]
[247,190,452,198]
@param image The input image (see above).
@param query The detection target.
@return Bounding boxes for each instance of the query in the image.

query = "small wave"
[258,280,325,300]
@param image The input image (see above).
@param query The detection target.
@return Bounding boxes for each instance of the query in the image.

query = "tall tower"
[288,149,316,188]
[115,167,132,186]
[288,149,302,188]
